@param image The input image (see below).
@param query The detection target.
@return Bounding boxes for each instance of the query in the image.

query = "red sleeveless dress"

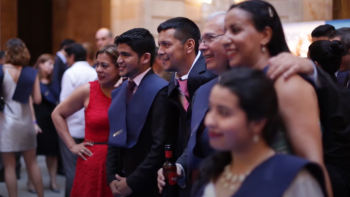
[70,81,113,197]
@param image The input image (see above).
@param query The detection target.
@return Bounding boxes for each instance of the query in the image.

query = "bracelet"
[33,120,37,124]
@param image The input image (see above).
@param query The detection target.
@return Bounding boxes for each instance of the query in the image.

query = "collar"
[71,61,91,68]
[56,51,67,64]
[129,67,151,86]
[174,51,201,85]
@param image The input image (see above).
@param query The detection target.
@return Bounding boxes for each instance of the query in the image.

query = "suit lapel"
[187,78,218,169]
[187,55,206,100]
[168,78,187,117]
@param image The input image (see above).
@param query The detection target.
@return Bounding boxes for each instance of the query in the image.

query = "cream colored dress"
[0,70,36,152]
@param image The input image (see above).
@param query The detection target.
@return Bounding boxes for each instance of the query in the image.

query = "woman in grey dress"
[0,38,44,197]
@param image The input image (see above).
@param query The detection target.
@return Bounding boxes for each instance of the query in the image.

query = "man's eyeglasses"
[199,34,224,45]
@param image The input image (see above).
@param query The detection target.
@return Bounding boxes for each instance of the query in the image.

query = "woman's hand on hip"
[69,142,93,161]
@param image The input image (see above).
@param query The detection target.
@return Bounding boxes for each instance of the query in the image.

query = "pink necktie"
[177,79,189,111]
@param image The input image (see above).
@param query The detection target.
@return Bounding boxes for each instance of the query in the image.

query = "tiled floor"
[0,156,65,197]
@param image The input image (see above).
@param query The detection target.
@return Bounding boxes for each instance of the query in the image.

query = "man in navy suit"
[107,28,172,197]
[157,17,216,160]
[157,13,228,197]
[51,39,75,97]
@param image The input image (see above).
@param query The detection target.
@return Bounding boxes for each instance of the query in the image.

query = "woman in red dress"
[52,45,120,197]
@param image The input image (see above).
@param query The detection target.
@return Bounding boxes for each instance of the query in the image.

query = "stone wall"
[110,0,334,39]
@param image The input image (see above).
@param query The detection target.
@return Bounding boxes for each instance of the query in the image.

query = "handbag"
[0,64,5,111]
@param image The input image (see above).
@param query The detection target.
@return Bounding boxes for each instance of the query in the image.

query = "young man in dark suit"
[157,13,228,197]
[51,39,75,97]
[157,17,217,159]
[107,28,170,197]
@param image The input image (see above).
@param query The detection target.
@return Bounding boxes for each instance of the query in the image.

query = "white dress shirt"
[129,67,151,93]
[60,61,97,138]
[56,51,67,64]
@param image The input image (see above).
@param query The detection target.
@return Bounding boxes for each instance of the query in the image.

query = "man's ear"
[141,53,151,65]
[185,39,196,54]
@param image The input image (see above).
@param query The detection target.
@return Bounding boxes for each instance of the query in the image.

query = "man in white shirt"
[59,43,97,197]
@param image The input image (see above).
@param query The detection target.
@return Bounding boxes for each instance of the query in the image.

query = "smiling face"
[221,8,267,68]
[117,43,145,79]
[95,53,119,86]
[199,15,229,75]
[205,85,256,151]
[157,29,187,73]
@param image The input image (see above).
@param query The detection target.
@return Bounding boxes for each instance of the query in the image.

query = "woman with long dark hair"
[193,68,326,197]
[219,1,333,196]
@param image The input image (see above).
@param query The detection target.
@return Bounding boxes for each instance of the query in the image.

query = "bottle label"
[168,172,178,185]
[165,150,173,158]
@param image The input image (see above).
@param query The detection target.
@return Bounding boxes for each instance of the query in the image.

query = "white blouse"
[202,169,324,197]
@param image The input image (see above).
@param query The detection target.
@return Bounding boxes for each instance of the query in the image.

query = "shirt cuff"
[308,61,319,86]
[176,163,186,189]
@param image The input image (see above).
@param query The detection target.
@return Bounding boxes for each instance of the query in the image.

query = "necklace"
[220,165,250,191]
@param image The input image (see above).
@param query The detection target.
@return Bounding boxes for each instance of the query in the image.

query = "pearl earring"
[261,46,266,52]
[253,135,259,143]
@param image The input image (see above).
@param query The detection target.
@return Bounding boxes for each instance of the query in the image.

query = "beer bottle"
[163,144,178,197]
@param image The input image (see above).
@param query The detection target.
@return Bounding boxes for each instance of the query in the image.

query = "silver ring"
[80,149,84,153]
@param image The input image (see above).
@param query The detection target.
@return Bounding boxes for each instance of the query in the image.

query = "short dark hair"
[331,28,350,51]
[64,43,87,62]
[309,40,347,81]
[114,28,156,66]
[59,39,75,50]
[157,17,201,55]
[311,24,335,38]
[229,0,290,57]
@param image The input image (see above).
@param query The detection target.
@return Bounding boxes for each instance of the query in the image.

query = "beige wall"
[52,0,110,52]
[111,0,204,41]
[110,0,334,39]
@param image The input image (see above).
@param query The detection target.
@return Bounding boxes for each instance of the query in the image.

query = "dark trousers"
[59,137,84,197]
[326,164,350,197]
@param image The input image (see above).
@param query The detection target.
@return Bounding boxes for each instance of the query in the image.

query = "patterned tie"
[126,80,136,104]
[176,78,190,111]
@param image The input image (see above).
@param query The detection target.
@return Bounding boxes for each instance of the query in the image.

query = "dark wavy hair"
[5,38,31,66]
[309,40,347,82]
[192,67,281,196]
[228,0,290,56]
[157,17,201,55]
